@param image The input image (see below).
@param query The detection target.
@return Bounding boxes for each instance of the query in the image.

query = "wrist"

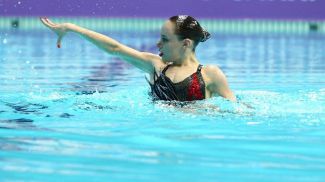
[64,23,75,32]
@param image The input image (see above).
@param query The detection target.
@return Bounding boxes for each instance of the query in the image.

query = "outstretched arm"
[40,18,163,74]
[205,65,236,102]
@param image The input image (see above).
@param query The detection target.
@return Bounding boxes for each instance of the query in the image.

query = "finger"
[40,17,52,27]
[40,18,54,28]
[57,36,63,48]
[44,18,57,26]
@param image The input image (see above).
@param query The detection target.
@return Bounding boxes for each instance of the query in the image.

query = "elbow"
[226,92,237,102]
[103,43,120,55]
[223,91,236,102]
[216,90,236,102]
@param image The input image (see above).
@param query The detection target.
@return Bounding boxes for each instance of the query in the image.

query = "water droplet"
[3,38,7,44]
[26,61,30,64]
[18,1,21,5]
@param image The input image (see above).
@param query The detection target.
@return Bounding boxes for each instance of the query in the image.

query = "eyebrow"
[161,34,168,38]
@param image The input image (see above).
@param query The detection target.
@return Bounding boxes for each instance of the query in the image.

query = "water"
[0,29,325,182]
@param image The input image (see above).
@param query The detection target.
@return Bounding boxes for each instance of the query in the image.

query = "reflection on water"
[0,118,34,130]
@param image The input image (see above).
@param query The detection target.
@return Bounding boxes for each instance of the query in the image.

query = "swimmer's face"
[157,20,184,63]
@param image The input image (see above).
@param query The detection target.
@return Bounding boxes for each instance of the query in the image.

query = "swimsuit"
[148,64,206,101]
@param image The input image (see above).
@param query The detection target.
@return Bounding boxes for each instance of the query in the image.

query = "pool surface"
[0,26,325,181]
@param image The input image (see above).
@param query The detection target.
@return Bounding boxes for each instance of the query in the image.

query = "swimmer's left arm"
[205,65,236,102]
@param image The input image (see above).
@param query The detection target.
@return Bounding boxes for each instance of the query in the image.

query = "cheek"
[170,44,181,54]
[166,42,176,51]
[163,42,178,56]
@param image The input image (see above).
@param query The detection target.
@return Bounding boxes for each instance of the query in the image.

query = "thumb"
[57,35,63,48]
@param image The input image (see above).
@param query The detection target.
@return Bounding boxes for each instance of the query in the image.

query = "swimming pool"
[1,19,325,182]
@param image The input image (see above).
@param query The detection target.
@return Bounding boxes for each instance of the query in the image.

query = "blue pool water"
[0,28,325,182]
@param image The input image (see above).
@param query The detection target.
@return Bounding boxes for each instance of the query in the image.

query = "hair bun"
[200,29,211,42]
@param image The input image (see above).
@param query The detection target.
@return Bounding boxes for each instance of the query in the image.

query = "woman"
[40,15,236,102]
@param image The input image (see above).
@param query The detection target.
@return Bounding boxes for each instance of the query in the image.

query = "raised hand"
[40,17,71,48]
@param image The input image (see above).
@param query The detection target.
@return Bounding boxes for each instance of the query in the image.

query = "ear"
[183,38,193,48]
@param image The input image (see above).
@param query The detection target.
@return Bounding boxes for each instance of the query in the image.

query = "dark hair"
[169,15,210,51]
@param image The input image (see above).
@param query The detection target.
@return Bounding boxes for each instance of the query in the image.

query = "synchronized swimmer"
[40,15,236,102]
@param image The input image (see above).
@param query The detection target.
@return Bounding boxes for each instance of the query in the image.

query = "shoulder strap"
[197,64,203,72]
[162,64,172,74]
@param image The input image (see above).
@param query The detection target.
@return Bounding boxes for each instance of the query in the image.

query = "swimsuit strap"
[162,64,172,74]
[197,64,203,72]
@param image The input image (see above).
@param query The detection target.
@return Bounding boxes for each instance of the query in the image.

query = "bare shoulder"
[202,64,227,83]
[140,52,165,74]
[141,52,166,71]
[202,64,236,101]
[141,52,166,74]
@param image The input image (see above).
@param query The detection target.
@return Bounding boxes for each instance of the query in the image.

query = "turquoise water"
[0,29,325,182]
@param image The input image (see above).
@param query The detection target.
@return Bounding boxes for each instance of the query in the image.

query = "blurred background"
[0,0,324,33]
[0,0,324,19]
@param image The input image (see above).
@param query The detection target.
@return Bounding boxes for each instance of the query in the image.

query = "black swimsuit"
[148,64,206,101]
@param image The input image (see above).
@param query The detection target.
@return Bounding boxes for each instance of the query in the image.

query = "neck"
[172,52,199,67]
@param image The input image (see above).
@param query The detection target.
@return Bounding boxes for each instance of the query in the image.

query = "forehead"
[161,20,176,37]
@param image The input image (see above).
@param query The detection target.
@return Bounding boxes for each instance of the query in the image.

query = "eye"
[161,37,168,42]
